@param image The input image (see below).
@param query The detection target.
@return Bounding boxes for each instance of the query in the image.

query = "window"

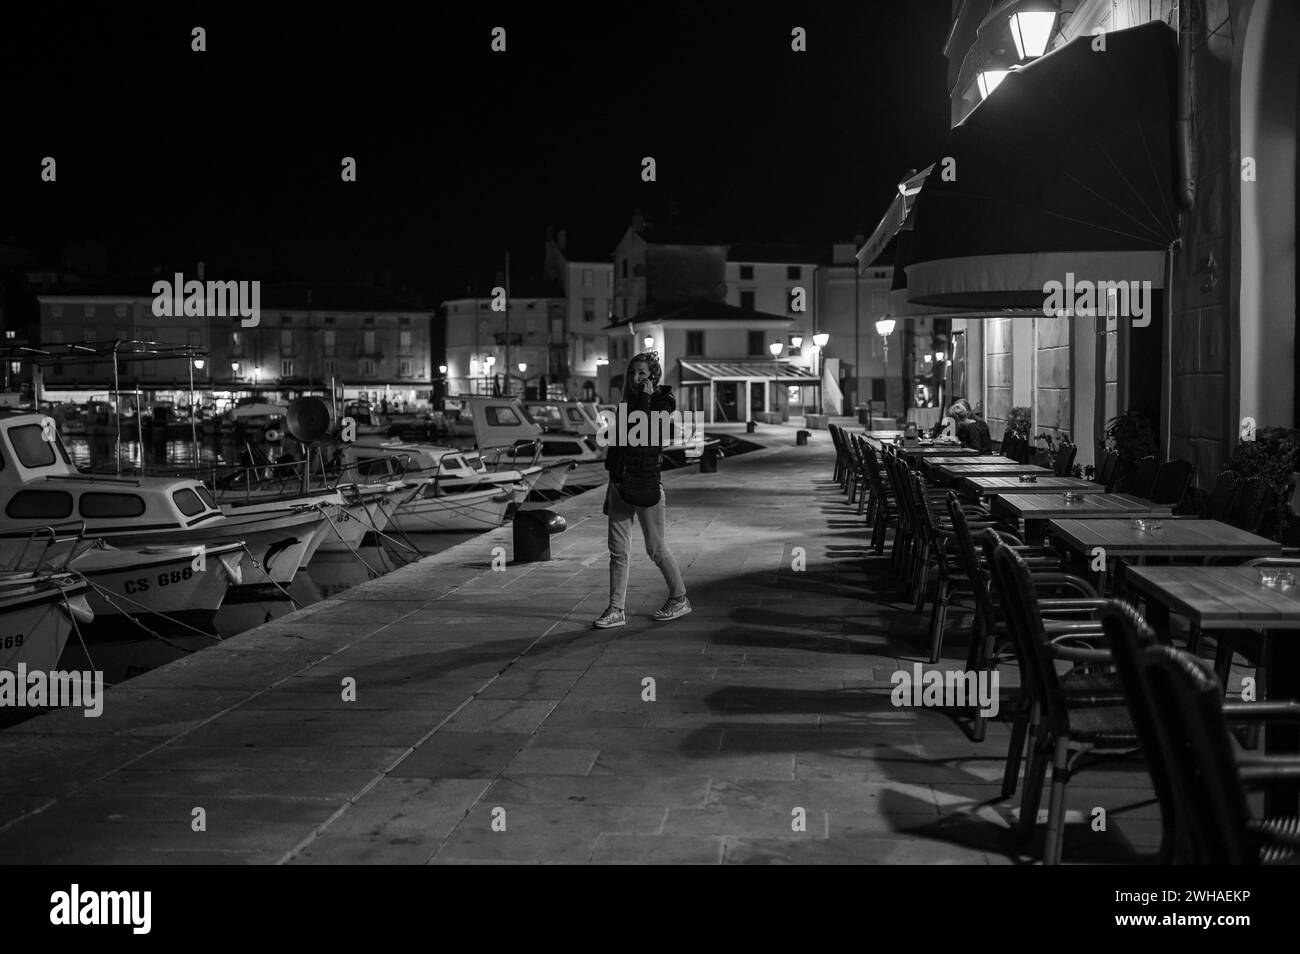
[324,316,335,325]
[872,378,886,401]
[85,305,96,318]
[361,358,376,377]
[324,358,337,376]
[547,441,583,455]
[8,361,19,375]
[399,330,412,352]
[621,259,628,278]
[364,331,376,354]
[4,330,14,339]
[400,317,411,327]
[399,360,413,377]
[324,330,336,355]
[583,269,593,286]
[582,338,593,362]
[740,291,755,311]
[51,304,63,318]
[740,265,754,280]
[50,329,63,344]
[583,299,595,322]
[172,488,206,517]
[686,331,704,355]
[747,331,765,356]
[281,359,294,376]
[196,486,216,509]
[115,303,128,318]
[81,492,146,518]
[486,406,522,426]
[83,329,98,342]
[11,424,58,467]
[525,318,536,333]
[6,490,73,519]
[786,266,801,280]
[281,330,293,352]
[282,315,293,326]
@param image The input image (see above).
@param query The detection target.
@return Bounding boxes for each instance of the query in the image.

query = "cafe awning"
[679,360,818,384]
[858,165,932,269]
[905,21,1180,310]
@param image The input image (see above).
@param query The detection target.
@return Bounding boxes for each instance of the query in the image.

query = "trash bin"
[700,445,720,473]
[796,430,810,446]
[513,509,567,563]
[746,421,756,434]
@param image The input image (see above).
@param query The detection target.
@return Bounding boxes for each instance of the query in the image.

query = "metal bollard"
[796,430,810,446]
[700,445,720,473]
[512,509,567,563]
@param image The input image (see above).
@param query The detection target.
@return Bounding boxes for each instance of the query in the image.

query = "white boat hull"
[388,486,513,533]
[0,577,93,672]
[103,509,321,587]
[70,543,244,622]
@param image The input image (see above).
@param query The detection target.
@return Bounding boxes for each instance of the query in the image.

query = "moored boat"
[0,572,94,673]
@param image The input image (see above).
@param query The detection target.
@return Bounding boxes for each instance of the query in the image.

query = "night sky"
[1,2,952,301]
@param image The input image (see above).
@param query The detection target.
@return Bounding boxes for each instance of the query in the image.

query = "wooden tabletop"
[935,463,1052,479]
[923,455,1017,467]
[1047,519,1284,559]
[961,475,1099,497]
[1125,566,1300,629]
[990,493,1174,521]
[898,444,979,458]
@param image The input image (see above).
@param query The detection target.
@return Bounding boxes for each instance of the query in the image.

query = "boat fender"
[265,428,283,443]
[61,594,95,625]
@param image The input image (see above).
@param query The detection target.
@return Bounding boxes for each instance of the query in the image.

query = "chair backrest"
[1053,442,1078,477]
[858,437,890,506]
[1227,476,1272,534]
[947,495,998,632]
[982,534,1056,723]
[1204,470,1241,521]
[1139,645,1257,864]
[1097,450,1121,491]
[1148,459,1193,507]
[1097,600,1180,862]
[1125,456,1160,497]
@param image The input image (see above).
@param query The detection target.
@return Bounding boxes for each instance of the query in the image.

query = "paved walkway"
[0,425,1164,864]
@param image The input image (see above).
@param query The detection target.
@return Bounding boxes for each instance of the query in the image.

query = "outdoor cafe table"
[1125,565,1300,815]
[922,455,1017,467]
[989,493,1174,541]
[933,462,1053,481]
[960,475,1099,501]
[897,444,980,460]
[1045,518,1283,593]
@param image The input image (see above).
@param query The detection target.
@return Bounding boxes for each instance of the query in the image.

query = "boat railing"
[479,439,542,472]
[0,519,91,572]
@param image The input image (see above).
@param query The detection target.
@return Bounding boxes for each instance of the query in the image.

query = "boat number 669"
[2,635,25,649]
[124,568,195,593]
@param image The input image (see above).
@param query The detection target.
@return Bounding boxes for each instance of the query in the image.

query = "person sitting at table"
[949,400,992,453]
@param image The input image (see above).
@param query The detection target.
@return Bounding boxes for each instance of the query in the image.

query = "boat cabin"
[0,412,225,534]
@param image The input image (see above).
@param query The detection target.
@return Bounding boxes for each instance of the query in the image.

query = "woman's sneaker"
[652,597,692,621]
[593,606,626,629]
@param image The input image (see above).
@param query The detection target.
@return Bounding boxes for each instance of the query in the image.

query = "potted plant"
[1008,406,1032,439]
[1226,426,1300,541]
[1102,409,1158,486]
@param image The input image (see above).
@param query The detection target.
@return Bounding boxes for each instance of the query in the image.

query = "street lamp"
[769,341,783,419]
[642,335,655,350]
[1008,1,1060,60]
[438,364,448,374]
[812,332,829,414]
[976,51,1014,100]
[875,317,895,419]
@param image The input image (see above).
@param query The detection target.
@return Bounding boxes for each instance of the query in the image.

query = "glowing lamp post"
[875,317,895,418]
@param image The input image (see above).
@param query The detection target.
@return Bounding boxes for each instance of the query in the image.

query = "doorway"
[717,382,739,421]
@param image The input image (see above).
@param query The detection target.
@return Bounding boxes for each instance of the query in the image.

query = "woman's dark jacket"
[605,385,675,481]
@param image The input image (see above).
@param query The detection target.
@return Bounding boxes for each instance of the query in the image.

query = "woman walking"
[593,351,691,628]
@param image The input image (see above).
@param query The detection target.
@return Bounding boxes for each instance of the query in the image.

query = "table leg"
[1265,631,1300,816]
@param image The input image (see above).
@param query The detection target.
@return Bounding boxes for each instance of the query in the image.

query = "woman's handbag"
[617,471,661,507]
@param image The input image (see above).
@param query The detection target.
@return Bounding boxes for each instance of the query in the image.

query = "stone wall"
[1035,317,1072,443]
[985,317,1012,437]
